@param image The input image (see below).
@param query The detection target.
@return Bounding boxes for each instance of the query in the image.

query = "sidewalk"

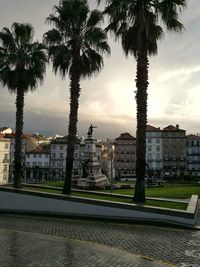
[0,228,169,267]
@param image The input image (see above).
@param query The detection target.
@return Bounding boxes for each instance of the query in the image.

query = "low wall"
[0,187,198,228]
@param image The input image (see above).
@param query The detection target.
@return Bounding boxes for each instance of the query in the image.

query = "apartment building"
[0,134,10,184]
[50,136,81,180]
[186,134,200,176]
[114,133,136,179]
[25,148,50,182]
[4,132,37,181]
[162,125,186,178]
[146,125,163,178]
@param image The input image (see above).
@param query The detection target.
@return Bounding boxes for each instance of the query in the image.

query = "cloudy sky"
[0,0,200,139]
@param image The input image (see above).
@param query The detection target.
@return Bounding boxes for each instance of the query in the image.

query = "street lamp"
[110,144,115,194]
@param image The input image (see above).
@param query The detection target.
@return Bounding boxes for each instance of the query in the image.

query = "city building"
[25,148,50,182]
[186,134,200,177]
[0,127,12,135]
[114,132,136,180]
[146,125,163,179]
[4,132,37,181]
[50,136,81,180]
[162,125,186,178]
[0,134,10,184]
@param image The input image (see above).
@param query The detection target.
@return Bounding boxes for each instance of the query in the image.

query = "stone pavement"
[0,214,200,267]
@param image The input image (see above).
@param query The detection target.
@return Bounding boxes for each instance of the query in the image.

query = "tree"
[98,0,186,202]
[44,0,110,194]
[0,23,47,188]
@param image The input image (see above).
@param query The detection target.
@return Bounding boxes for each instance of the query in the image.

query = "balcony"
[3,159,9,163]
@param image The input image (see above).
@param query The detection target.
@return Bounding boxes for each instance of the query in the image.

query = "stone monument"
[76,125,109,189]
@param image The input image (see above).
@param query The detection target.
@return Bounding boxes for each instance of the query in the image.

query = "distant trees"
[0,23,47,188]
[98,0,186,202]
[44,0,110,194]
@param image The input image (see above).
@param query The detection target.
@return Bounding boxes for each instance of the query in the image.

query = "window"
[38,154,42,158]
[156,146,160,152]
[27,154,30,158]
[33,154,36,158]
[32,162,37,167]
[38,162,42,167]
[4,153,8,160]
[52,145,56,150]
[26,162,30,167]
[45,154,49,158]
[3,174,7,181]
[52,153,56,158]
[156,139,160,144]
[5,143,9,149]
[44,162,49,167]
[60,153,63,158]
[3,165,7,172]
[148,139,151,143]
[148,146,152,152]
[60,145,63,150]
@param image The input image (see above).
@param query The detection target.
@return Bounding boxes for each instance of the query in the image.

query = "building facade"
[50,136,81,180]
[0,135,10,184]
[162,125,186,178]
[186,134,200,177]
[114,133,136,179]
[146,125,163,179]
[25,148,50,182]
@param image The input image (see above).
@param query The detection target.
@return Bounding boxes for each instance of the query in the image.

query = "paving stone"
[0,214,199,266]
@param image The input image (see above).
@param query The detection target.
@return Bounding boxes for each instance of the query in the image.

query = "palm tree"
[0,23,47,188]
[44,0,110,194]
[98,0,186,202]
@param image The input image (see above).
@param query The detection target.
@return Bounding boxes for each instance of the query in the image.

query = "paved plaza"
[0,214,200,267]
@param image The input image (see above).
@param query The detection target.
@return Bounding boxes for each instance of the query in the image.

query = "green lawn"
[22,185,187,210]
[41,181,200,198]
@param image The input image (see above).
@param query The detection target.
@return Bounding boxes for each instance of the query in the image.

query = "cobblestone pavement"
[0,214,200,267]
[0,228,166,267]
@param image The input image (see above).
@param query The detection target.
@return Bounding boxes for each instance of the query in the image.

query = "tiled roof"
[4,132,32,139]
[146,125,161,131]
[26,148,49,154]
[186,134,200,140]
[115,132,136,140]
[162,125,185,132]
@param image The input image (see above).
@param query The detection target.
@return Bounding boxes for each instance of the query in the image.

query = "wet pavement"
[0,214,200,267]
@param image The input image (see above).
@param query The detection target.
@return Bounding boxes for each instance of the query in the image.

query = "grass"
[41,180,200,198]
[21,185,187,210]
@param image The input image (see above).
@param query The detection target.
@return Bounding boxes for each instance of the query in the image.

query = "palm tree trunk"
[13,88,25,188]
[63,70,81,194]
[133,44,149,203]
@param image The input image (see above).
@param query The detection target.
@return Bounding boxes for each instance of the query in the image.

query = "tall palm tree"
[0,23,47,188]
[98,0,186,202]
[44,0,110,194]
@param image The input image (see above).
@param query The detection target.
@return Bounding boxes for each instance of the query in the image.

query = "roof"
[0,134,11,142]
[146,125,161,131]
[26,148,50,154]
[162,125,185,132]
[186,134,200,140]
[0,127,10,131]
[115,132,136,141]
[4,132,33,139]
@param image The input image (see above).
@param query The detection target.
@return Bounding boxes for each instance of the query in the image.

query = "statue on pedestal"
[87,124,97,137]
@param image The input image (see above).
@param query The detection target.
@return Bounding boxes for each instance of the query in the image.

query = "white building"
[146,125,163,179]
[4,132,37,181]
[25,148,50,182]
[50,136,81,180]
[0,127,12,135]
[0,134,10,184]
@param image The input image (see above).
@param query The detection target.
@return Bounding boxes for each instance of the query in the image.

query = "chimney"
[176,124,179,130]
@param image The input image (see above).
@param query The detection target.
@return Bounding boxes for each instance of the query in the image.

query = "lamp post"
[110,145,115,194]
